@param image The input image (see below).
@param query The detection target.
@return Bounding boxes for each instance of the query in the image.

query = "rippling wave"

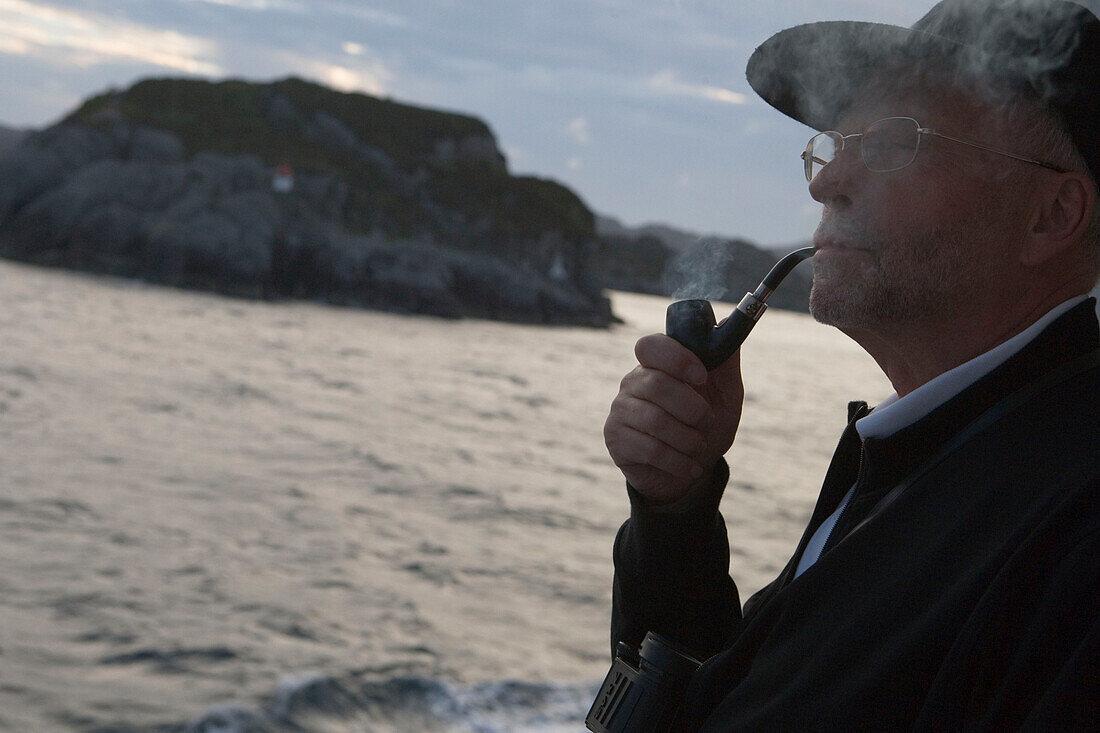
[184,674,598,732]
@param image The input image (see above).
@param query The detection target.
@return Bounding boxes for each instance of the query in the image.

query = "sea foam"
[186,673,599,732]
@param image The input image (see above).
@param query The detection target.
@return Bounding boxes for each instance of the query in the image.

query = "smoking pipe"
[666,246,816,370]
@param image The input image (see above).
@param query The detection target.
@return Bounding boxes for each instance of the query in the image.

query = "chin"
[809,276,897,330]
[809,285,856,327]
[809,266,866,327]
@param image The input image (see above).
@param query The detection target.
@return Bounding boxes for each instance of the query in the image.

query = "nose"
[808,139,862,206]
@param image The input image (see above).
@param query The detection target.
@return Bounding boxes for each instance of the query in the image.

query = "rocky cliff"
[0,124,29,158]
[593,215,812,310]
[0,77,613,326]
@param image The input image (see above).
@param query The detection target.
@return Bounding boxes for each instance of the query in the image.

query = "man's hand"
[604,333,744,507]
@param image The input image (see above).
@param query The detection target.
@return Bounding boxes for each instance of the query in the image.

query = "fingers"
[604,340,713,483]
[618,365,711,427]
[604,390,706,481]
[604,421,705,480]
[635,334,708,386]
[605,333,745,499]
[610,392,707,457]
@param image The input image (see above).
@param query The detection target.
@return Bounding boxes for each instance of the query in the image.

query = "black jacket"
[611,300,1100,731]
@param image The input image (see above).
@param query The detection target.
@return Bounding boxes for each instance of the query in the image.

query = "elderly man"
[600,0,1100,729]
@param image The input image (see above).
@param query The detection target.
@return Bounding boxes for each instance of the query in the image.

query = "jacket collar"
[777,299,1099,591]
[857,296,1090,441]
[859,298,1099,494]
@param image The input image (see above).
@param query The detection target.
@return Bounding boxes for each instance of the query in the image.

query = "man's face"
[806,90,1035,333]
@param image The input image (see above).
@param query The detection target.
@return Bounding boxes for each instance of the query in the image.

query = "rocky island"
[0,77,615,326]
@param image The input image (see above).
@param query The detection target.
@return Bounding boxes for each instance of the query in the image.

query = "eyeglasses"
[801,116,1068,182]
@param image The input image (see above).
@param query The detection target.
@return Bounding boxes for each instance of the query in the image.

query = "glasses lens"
[862,117,920,172]
[804,132,838,182]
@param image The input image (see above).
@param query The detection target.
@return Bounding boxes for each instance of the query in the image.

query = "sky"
[0,0,1093,246]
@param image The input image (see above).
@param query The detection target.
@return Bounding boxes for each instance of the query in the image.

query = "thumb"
[710,349,744,405]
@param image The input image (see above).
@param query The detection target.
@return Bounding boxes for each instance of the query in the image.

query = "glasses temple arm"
[920,128,1068,173]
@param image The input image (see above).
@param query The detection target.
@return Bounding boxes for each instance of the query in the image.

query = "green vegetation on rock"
[66,77,594,244]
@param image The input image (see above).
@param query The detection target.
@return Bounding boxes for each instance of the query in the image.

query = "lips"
[813,238,866,253]
[813,212,877,247]
[813,229,875,253]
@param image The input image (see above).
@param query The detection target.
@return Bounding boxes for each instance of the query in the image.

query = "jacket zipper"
[816,443,866,562]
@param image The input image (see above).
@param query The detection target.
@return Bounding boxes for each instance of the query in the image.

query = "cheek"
[864,160,970,222]
[849,183,932,238]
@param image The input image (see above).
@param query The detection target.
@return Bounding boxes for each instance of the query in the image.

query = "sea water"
[0,258,892,731]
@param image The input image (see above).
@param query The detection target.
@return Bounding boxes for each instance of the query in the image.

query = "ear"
[1021,172,1095,267]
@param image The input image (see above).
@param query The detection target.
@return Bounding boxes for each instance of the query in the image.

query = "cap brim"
[746,20,965,131]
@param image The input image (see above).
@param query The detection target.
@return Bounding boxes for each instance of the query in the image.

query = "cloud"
[331,4,408,28]
[0,32,30,55]
[270,50,391,96]
[501,144,525,167]
[310,62,388,96]
[648,68,746,105]
[177,0,306,10]
[565,117,591,145]
[0,0,223,75]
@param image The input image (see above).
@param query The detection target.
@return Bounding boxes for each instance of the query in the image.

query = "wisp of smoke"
[668,237,733,300]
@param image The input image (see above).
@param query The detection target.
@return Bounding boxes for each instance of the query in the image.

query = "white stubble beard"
[808,215,979,331]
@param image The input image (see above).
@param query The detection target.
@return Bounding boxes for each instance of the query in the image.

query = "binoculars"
[585,632,703,732]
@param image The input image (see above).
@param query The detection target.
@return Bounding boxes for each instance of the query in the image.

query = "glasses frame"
[801,116,1069,182]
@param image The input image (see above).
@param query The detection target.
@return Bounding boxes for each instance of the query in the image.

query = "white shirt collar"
[856,296,1089,440]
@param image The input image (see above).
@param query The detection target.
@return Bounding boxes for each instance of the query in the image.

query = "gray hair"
[1016,107,1095,277]
[1005,100,1100,279]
